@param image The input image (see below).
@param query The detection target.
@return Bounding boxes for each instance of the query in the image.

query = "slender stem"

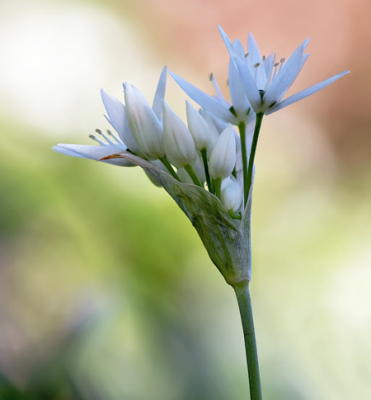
[234,281,262,400]
[184,164,203,187]
[201,148,213,193]
[159,156,181,182]
[238,121,248,207]
[245,113,264,205]
[214,178,221,199]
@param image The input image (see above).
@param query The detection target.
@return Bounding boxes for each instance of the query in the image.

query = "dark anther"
[259,90,265,102]
[229,106,238,117]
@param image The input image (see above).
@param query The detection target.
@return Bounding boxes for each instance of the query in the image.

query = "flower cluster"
[54,27,349,284]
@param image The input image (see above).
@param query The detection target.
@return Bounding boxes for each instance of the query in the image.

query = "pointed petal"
[152,66,167,121]
[264,39,309,109]
[211,74,226,103]
[53,144,135,166]
[265,71,350,115]
[100,89,126,140]
[218,25,234,51]
[53,146,85,158]
[232,39,246,58]
[247,33,262,66]
[169,71,234,122]
[228,58,251,117]
[233,56,262,112]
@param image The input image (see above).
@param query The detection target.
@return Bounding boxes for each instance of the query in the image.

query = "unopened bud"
[221,178,243,212]
[186,101,215,151]
[162,100,197,168]
[209,125,236,180]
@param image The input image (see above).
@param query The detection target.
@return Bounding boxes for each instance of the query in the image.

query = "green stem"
[238,121,248,207]
[201,148,213,193]
[184,164,203,187]
[228,209,242,220]
[214,178,221,199]
[234,281,262,400]
[159,156,181,182]
[245,113,264,205]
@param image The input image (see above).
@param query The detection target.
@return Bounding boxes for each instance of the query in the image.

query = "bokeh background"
[1,0,370,399]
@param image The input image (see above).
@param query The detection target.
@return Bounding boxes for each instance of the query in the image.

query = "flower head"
[218,26,350,114]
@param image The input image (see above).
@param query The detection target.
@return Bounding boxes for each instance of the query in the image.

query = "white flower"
[169,66,255,126]
[218,26,350,115]
[209,124,236,180]
[162,100,197,168]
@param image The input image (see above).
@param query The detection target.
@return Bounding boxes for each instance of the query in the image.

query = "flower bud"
[209,124,236,180]
[162,100,197,168]
[124,83,165,160]
[221,177,243,212]
[186,101,215,151]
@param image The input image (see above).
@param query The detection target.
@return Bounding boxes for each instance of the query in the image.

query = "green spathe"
[104,151,252,285]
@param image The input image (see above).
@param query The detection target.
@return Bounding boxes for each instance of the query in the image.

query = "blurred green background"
[1,0,371,399]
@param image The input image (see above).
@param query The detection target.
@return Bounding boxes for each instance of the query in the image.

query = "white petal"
[265,70,350,115]
[152,66,167,121]
[53,144,135,166]
[228,58,251,118]
[169,71,233,122]
[124,84,165,160]
[100,89,126,140]
[234,56,262,112]
[218,25,234,51]
[232,39,246,58]
[247,33,262,67]
[263,39,309,109]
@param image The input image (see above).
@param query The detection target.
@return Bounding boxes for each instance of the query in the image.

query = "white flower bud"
[209,124,236,180]
[162,100,197,168]
[186,101,215,151]
[221,178,243,212]
[124,83,165,160]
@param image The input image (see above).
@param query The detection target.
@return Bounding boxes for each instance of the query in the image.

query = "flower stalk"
[234,280,262,400]
[246,113,264,204]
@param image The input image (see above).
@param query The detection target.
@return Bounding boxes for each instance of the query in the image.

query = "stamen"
[262,55,266,61]
[96,129,115,146]
[107,130,121,143]
[226,79,229,86]
[254,63,261,68]
[244,52,249,58]
[89,134,106,146]
[274,62,279,67]
[278,58,285,74]
[209,73,214,81]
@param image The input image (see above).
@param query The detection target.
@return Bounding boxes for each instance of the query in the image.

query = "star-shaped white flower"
[218,26,350,115]
[169,60,255,126]
[54,66,168,166]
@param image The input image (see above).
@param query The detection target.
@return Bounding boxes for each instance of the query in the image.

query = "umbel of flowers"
[54,26,349,400]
